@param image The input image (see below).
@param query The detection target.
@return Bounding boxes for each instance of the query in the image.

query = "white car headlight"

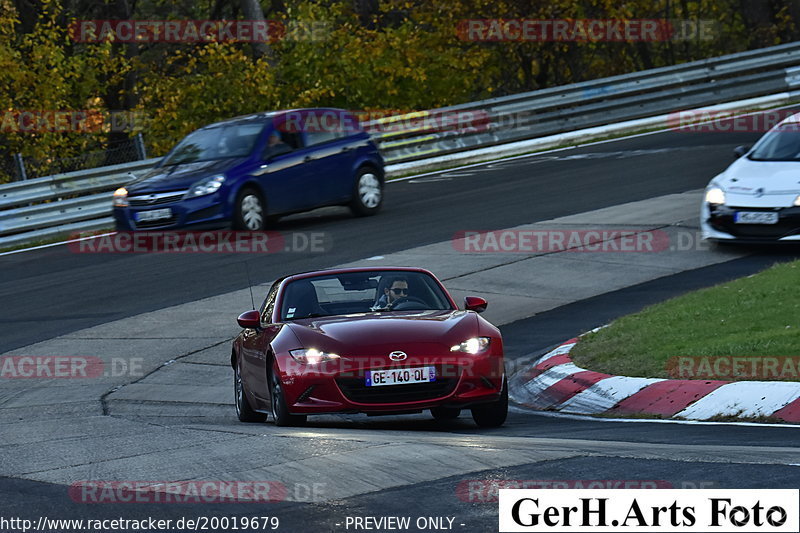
[185,175,225,198]
[113,187,128,207]
[705,187,726,205]
[289,348,340,365]
[450,337,490,354]
[794,195,800,207]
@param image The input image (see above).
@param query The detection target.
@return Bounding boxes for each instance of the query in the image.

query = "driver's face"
[386,281,409,303]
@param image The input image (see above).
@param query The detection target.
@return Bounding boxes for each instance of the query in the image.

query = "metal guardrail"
[0,159,159,247]
[2,41,800,248]
[368,41,800,163]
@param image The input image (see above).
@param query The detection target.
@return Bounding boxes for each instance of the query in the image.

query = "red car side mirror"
[237,310,261,329]
[464,296,487,313]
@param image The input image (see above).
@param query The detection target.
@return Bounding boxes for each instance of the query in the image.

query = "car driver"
[372,277,409,310]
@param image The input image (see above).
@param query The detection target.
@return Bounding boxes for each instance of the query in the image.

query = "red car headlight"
[450,337,491,355]
[289,348,341,365]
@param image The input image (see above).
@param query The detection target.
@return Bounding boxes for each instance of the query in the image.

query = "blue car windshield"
[162,122,266,165]
[749,125,800,161]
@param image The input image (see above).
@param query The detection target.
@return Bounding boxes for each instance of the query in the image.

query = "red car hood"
[286,310,476,357]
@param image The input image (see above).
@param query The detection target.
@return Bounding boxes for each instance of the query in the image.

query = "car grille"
[336,370,458,404]
[128,191,186,207]
[725,224,800,238]
[710,206,800,240]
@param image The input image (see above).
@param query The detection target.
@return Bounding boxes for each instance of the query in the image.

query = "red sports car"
[231,267,507,427]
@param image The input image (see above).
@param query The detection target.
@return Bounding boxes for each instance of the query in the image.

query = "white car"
[701,114,800,242]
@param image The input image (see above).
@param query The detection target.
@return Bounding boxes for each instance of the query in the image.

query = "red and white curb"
[509,339,800,423]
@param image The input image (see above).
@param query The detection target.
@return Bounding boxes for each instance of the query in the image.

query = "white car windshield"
[749,125,800,161]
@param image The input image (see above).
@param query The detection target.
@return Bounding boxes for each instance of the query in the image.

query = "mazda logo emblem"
[388,351,407,361]
[147,195,158,204]
[754,188,764,198]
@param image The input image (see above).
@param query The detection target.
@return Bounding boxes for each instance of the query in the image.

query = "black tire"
[234,359,267,423]
[234,187,266,230]
[431,407,461,420]
[270,363,307,427]
[349,167,383,216]
[471,377,508,428]
[709,239,736,250]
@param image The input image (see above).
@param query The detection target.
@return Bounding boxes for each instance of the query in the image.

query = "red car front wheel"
[270,362,307,427]
[471,377,508,428]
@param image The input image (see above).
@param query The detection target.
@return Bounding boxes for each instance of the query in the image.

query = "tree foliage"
[2,0,800,181]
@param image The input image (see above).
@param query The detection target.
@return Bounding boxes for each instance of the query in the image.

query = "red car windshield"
[280,271,453,321]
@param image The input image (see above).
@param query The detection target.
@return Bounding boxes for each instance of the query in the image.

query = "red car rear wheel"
[235,358,267,423]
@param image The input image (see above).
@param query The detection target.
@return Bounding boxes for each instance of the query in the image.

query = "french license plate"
[135,208,172,222]
[734,211,778,224]
[365,366,436,387]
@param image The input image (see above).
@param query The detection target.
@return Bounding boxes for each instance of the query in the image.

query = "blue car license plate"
[135,208,172,222]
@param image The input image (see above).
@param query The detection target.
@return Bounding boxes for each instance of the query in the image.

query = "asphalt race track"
[2,126,800,532]
[0,128,761,352]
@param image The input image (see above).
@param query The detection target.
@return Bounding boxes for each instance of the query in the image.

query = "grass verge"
[570,259,800,381]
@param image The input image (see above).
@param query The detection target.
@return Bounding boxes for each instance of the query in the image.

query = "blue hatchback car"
[113,108,385,230]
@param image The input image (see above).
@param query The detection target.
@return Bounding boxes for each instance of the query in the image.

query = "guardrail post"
[13,153,27,181]
[134,133,147,160]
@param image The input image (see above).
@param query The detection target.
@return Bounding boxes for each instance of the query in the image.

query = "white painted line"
[556,376,666,414]
[407,176,453,183]
[676,381,800,420]
[508,404,800,428]
[365,256,385,261]
[391,142,590,183]
[0,231,117,257]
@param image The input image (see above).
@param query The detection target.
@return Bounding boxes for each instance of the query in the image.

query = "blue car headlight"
[113,187,128,207]
[185,175,225,198]
[450,337,491,354]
